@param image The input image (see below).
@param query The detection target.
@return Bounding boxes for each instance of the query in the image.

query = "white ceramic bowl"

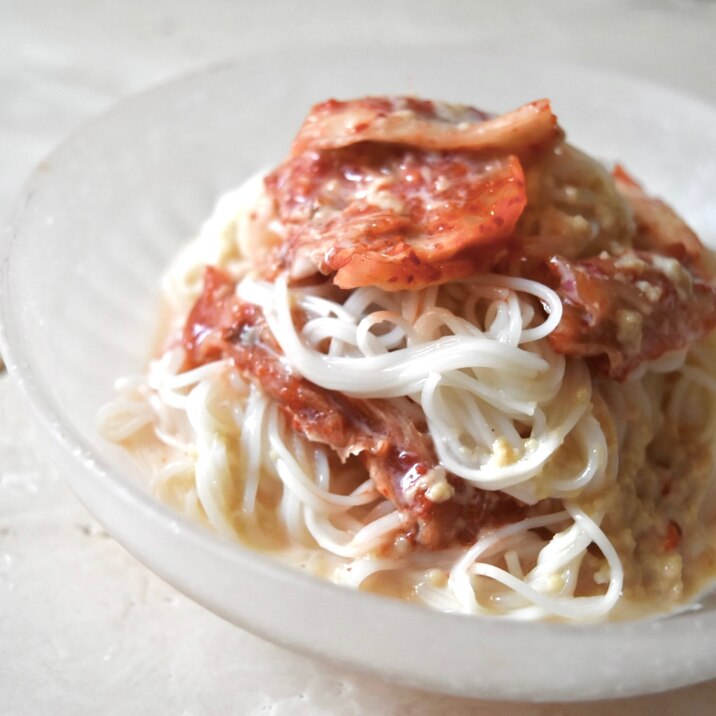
[3,47,716,702]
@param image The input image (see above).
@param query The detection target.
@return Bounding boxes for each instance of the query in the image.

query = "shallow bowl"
[3,47,716,701]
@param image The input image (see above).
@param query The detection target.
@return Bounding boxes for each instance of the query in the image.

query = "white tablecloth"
[2,1,716,713]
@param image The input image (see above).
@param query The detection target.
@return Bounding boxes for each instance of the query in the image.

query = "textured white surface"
[2,1,716,713]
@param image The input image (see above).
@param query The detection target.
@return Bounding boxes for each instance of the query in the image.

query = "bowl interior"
[3,47,716,701]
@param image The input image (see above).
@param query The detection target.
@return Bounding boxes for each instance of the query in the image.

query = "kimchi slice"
[290,96,563,157]
[266,144,527,290]
[612,165,704,263]
[548,251,716,380]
